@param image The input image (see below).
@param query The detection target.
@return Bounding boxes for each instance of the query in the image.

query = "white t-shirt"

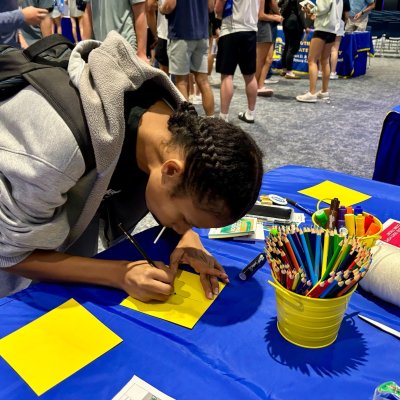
[220,0,260,37]
[157,0,168,40]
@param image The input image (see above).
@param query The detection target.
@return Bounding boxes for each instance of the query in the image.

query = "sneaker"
[279,71,287,77]
[317,90,330,100]
[318,70,323,78]
[238,111,255,123]
[257,87,274,97]
[285,72,300,80]
[330,72,338,80]
[264,78,279,84]
[296,92,317,103]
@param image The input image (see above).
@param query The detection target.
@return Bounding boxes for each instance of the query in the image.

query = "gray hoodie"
[0,31,183,297]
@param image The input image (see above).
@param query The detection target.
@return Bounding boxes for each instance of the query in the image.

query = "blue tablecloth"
[0,166,399,400]
[272,29,374,77]
[373,104,400,185]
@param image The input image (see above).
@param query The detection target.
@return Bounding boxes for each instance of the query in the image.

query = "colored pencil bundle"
[265,226,371,298]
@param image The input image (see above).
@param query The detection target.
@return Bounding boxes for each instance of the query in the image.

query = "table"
[272,28,374,77]
[0,166,399,400]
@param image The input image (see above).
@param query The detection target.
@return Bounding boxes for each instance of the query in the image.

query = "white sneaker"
[296,92,317,103]
[330,72,338,80]
[317,90,330,100]
[318,71,323,78]
[264,78,279,84]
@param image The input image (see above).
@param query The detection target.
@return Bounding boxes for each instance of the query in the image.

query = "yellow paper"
[298,180,371,206]
[120,270,225,329]
[0,299,122,396]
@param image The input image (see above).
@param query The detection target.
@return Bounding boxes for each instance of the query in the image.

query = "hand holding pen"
[118,223,176,302]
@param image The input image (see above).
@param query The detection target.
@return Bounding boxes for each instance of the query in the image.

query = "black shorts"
[155,38,169,67]
[216,31,257,76]
[312,30,336,44]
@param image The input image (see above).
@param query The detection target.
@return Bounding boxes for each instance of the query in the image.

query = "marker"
[285,198,314,216]
[239,253,267,280]
[118,223,158,268]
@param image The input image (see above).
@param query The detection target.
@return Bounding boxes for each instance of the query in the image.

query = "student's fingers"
[169,248,185,273]
[209,275,220,296]
[150,261,177,283]
[200,273,213,300]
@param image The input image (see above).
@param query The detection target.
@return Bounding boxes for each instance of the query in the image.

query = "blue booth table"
[272,29,374,77]
[0,166,399,400]
[373,104,400,186]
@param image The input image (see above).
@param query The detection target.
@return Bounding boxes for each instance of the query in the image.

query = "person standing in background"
[330,0,350,79]
[345,0,374,32]
[278,0,305,79]
[66,0,84,43]
[214,0,260,123]
[19,0,54,46]
[82,0,148,62]
[160,0,215,117]
[147,0,169,73]
[296,0,343,102]
[0,0,48,47]
[255,0,283,96]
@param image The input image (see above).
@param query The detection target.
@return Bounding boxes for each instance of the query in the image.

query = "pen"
[239,252,267,280]
[285,198,314,216]
[358,314,400,340]
[118,223,158,268]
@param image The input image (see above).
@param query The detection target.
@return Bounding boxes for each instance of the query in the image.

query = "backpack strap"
[23,34,74,68]
[24,67,96,173]
[0,36,95,173]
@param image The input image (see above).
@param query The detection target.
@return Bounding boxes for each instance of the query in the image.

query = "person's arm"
[214,0,226,19]
[259,0,283,22]
[0,7,48,33]
[146,0,158,40]
[0,10,24,33]
[81,2,93,39]
[169,229,230,300]
[132,1,148,62]
[9,250,176,303]
[354,1,375,20]
[159,0,176,15]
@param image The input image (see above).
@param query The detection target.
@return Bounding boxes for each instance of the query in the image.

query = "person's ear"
[161,159,184,184]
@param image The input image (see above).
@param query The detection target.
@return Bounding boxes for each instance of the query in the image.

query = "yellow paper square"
[298,180,371,206]
[120,270,225,329]
[0,299,122,396]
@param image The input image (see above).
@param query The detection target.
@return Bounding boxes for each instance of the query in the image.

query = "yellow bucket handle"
[268,280,304,311]
[316,198,332,210]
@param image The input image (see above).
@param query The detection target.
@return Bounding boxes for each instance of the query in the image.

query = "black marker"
[239,253,267,281]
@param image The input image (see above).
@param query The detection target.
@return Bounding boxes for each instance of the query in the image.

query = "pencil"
[118,223,158,268]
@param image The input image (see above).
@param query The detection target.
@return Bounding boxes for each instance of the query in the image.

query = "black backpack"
[0,34,95,172]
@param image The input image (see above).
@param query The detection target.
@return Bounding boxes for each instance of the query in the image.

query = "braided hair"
[167,102,264,222]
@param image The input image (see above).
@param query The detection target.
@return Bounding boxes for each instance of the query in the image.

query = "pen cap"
[354,205,363,215]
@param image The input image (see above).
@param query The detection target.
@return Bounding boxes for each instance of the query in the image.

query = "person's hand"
[170,230,229,300]
[354,11,362,20]
[137,51,150,64]
[274,14,284,23]
[21,6,49,26]
[121,260,176,302]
